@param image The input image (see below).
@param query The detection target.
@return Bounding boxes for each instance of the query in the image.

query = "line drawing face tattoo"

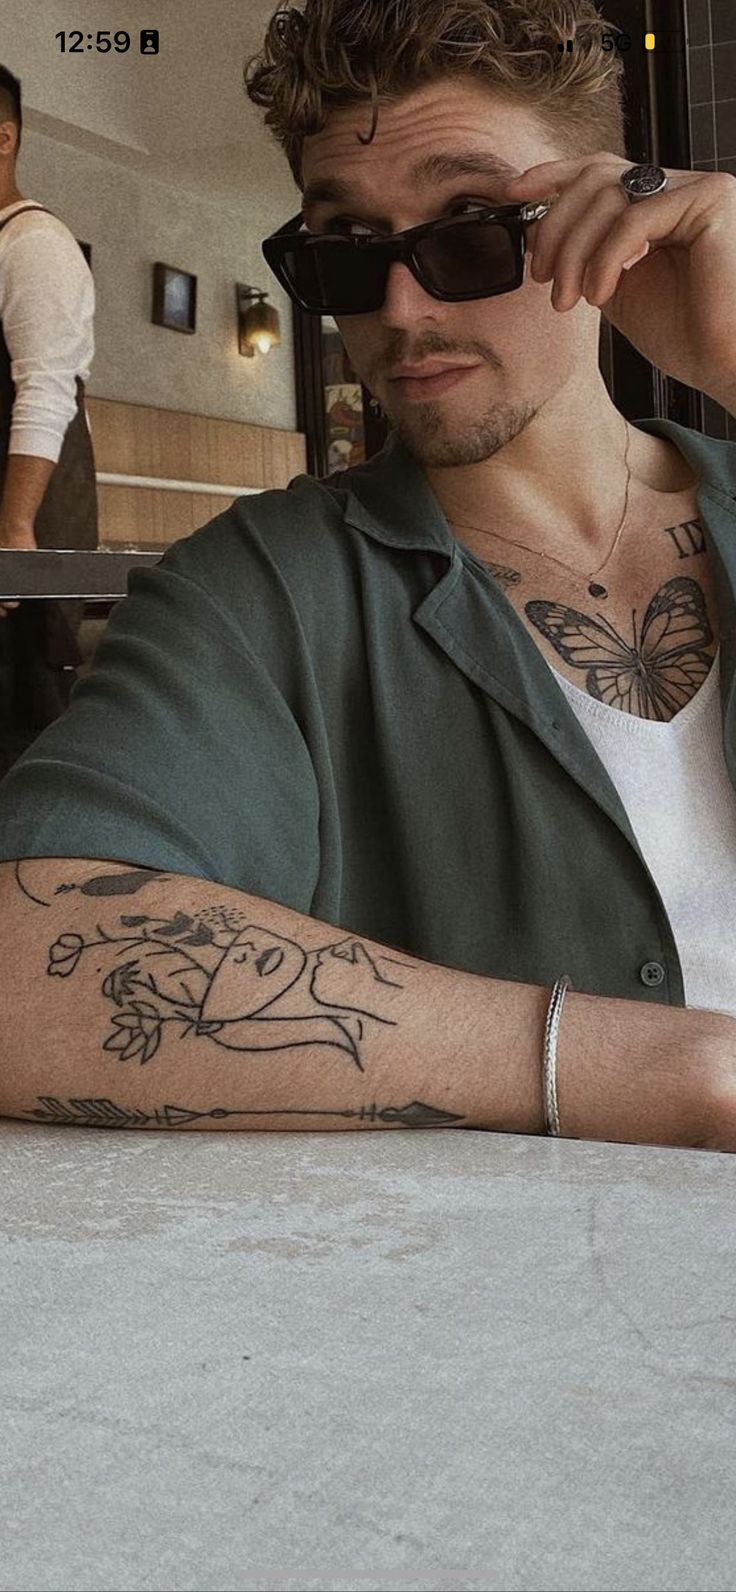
[524,575,714,719]
[15,865,466,1131]
[47,903,412,1073]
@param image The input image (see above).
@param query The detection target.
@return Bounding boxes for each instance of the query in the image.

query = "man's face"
[300,76,601,468]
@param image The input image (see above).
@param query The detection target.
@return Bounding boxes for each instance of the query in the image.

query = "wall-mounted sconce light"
[236,284,281,357]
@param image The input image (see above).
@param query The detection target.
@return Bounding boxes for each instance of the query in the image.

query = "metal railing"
[96,473,263,497]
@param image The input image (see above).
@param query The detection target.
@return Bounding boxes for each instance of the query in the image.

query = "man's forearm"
[2,856,719,1145]
[0,857,551,1133]
[0,452,56,536]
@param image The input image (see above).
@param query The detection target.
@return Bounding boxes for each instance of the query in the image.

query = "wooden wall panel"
[94,486,240,546]
[85,397,307,547]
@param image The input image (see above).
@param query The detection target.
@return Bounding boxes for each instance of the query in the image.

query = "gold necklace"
[447,415,632,601]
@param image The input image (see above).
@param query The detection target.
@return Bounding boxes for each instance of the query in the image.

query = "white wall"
[2,0,303,430]
[16,130,300,430]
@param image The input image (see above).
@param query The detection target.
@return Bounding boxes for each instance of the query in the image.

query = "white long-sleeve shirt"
[0,199,94,464]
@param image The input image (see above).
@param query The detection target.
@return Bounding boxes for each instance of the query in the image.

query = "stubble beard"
[386,390,542,470]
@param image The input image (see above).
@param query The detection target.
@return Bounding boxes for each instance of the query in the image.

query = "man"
[0,64,98,775]
[0,0,735,1150]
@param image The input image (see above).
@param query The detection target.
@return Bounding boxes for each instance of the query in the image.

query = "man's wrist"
[0,515,38,548]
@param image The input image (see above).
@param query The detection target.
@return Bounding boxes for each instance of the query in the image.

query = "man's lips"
[389,365,481,398]
[389,361,480,379]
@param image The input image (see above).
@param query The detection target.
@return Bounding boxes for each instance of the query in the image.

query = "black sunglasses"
[261,201,553,316]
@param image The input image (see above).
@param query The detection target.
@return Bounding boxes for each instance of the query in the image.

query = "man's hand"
[501,157,736,404]
[0,517,38,618]
[558,993,736,1153]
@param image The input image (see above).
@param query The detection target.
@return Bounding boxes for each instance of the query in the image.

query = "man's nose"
[378,258,442,320]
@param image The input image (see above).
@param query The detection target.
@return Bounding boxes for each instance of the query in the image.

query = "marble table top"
[2,1121,735,1592]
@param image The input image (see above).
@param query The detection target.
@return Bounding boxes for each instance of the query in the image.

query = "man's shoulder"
[158,467,365,613]
[1,202,69,235]
[191,468,350,556]
[154,432,460,615]
[688,425,736,500]
[0,203,90,271]
[640,416,736,500]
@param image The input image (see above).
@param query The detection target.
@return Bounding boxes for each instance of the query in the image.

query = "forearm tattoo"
[14,862,466,1131]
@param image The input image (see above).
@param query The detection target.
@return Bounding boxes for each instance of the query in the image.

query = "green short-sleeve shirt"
[1,417,735,1005]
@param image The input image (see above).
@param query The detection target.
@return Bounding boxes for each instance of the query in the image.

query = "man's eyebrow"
[301,150,521,221]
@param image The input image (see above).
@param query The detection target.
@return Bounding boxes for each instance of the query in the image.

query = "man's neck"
[424,381,658,567]
[0,186,26,213]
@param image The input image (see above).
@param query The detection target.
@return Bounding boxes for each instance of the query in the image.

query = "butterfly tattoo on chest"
[523,575,715,719]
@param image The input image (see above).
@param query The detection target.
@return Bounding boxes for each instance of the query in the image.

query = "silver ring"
[620,163,668,204]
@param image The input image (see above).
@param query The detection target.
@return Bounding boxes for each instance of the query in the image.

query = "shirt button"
[640,961,665,987]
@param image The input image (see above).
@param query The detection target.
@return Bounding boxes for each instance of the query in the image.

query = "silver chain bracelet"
[543,974,573,1136]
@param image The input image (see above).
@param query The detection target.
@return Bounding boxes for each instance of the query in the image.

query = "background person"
[0,64,97,777]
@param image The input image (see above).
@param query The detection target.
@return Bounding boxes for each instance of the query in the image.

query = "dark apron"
[0,203,98,779]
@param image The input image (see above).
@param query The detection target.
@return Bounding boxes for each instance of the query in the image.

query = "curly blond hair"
[243,0,628,192]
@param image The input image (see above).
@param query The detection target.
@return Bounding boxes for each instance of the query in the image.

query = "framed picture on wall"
[152,263,197,334]
[292,304,390,479]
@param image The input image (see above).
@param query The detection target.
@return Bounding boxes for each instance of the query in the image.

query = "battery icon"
[140,29,159,54]
[645,30,684,53]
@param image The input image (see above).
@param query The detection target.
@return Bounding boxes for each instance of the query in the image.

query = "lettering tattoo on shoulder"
[17,863,464,1131]
[479,560,522,592]
[663,517,706,559]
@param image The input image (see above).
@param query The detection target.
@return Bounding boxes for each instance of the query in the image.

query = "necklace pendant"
[588,581,608,599]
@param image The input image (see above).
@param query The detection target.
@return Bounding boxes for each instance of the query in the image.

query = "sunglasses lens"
[282,236,383,313]
[419,218,518,296]
[281,216,518,312]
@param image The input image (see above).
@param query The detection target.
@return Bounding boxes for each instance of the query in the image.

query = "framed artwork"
[152,262,197,334]
[292,304,390,479]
